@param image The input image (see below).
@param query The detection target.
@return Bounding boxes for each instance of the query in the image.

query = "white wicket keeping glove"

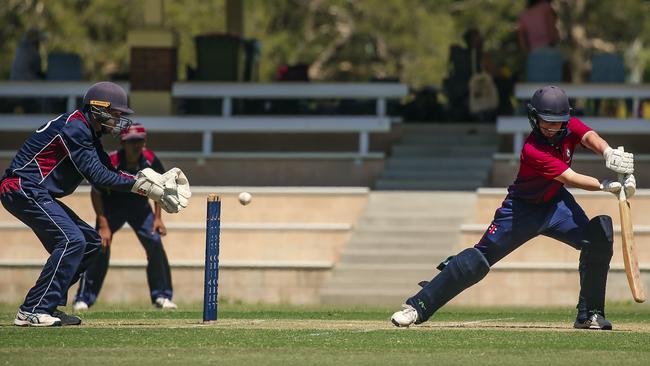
[623,174,636,199]
[599,179,622,197]
[603,147,634,174]
[132,168,187,213]
[162,167,192,209]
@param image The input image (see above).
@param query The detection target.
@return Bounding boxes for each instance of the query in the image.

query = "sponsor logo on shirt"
[565,147,572,163]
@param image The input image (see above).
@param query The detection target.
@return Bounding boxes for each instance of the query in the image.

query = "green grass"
[1,302,650,365]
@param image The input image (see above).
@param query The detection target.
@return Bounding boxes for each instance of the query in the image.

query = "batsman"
[392,86,635,330]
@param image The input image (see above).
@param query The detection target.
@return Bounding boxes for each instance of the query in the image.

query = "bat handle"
[617,146,627,202]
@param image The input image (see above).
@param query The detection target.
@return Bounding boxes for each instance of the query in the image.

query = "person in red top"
[517,0,560,54]
[391,86,636,330]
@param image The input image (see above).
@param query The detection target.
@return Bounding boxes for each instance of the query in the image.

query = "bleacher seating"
[46,53,82,81]
[590,53,625,83]
[525,48,563,82]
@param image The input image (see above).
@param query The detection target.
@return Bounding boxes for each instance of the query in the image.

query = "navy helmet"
[82,81,133,136]
[526,86,572,144]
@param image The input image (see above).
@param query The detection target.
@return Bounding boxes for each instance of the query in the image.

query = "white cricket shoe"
[14,309,62,327]
[154,297,178,310]
[391,304,419,327]
[72,301,89,312]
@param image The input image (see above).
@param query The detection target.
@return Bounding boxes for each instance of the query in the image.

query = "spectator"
[73,124,178,311]
[10,28,45,80]
[517,0,560,55]
[444,29,497,122]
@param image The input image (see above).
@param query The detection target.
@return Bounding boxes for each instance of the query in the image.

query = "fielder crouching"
[0,82,191,327]
[391,86,635,330]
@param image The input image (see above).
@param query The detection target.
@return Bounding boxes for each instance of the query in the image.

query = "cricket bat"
[617,147,646,303]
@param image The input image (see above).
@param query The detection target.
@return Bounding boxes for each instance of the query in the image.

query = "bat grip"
[617,146,627,202]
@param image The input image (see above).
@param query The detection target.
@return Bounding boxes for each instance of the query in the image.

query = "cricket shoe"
[14,309,61,327]
[52,309,82,326]
[391,304,419,327]
[154,297,178,310]
[574,311,612,330]
[72,301,89,312]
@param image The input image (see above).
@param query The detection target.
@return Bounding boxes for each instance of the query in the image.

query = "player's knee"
[449,248,490,285]
[581,215,614,261]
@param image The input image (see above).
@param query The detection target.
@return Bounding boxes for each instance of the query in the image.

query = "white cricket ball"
[238,192,252,206]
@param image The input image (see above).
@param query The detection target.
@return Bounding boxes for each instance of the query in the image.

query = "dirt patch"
[82,318,650,333]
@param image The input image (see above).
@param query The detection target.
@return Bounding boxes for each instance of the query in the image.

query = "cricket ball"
[238,192,252,206]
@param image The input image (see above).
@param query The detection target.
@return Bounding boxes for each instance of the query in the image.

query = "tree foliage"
[1,0,650,85]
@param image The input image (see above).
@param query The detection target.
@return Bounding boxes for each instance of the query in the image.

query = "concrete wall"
[0,188,369,305]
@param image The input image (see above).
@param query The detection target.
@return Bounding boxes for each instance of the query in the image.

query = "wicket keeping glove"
[604,147,634,174]
[163,167,192,209]
[132,168,191,213]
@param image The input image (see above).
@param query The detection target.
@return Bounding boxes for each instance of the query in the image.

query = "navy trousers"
[74,204,173,305]
[474,187,590,265]
[1,178,101,314]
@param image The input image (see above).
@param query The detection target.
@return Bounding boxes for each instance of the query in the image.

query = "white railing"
[0,81,130,113]
[499,83,650,154]
[515,82,650,118]
[497,116,650,154]
[0,81,408,158]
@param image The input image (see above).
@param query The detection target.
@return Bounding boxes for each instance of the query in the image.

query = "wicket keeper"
[1,82,190,327]
[391,86,636,330]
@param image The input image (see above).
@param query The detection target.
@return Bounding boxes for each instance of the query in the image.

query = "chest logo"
[565,147,572,163]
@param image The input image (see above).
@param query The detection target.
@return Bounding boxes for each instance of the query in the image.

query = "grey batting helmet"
[526,86,572,144]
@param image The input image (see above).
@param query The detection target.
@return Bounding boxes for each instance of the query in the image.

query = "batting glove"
[604,147,634,174]
[600,179,622,197]
[623,174,636,199]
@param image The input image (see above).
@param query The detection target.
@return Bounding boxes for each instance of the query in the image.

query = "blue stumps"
[203,194,221,322]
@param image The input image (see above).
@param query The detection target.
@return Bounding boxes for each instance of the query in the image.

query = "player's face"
[538,119,564,138]
[122,139,145,158]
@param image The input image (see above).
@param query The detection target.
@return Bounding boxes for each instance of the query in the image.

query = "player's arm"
[581,130,609,156]
[63,124,135,191]
[149,153,167,235]
[91,187,113,251]
[556,167,637,197]
[152,201,167,236]
[582,130,634,174]
[554,168,601,191]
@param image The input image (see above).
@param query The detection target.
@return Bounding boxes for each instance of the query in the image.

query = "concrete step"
[0,226,350,262]
[400,134,499,145]
[347,239,456,252]
[381,169,489,180]
[375,179,485,191]
[356,215,462,228]
[0,189,369,224]
[385,157,493,170]
[391,145,497,157]
[324,263,437,281]
[351,228,459,241]
[339,249,451,264]
[400,123,496,135]
[319,290,416,306]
